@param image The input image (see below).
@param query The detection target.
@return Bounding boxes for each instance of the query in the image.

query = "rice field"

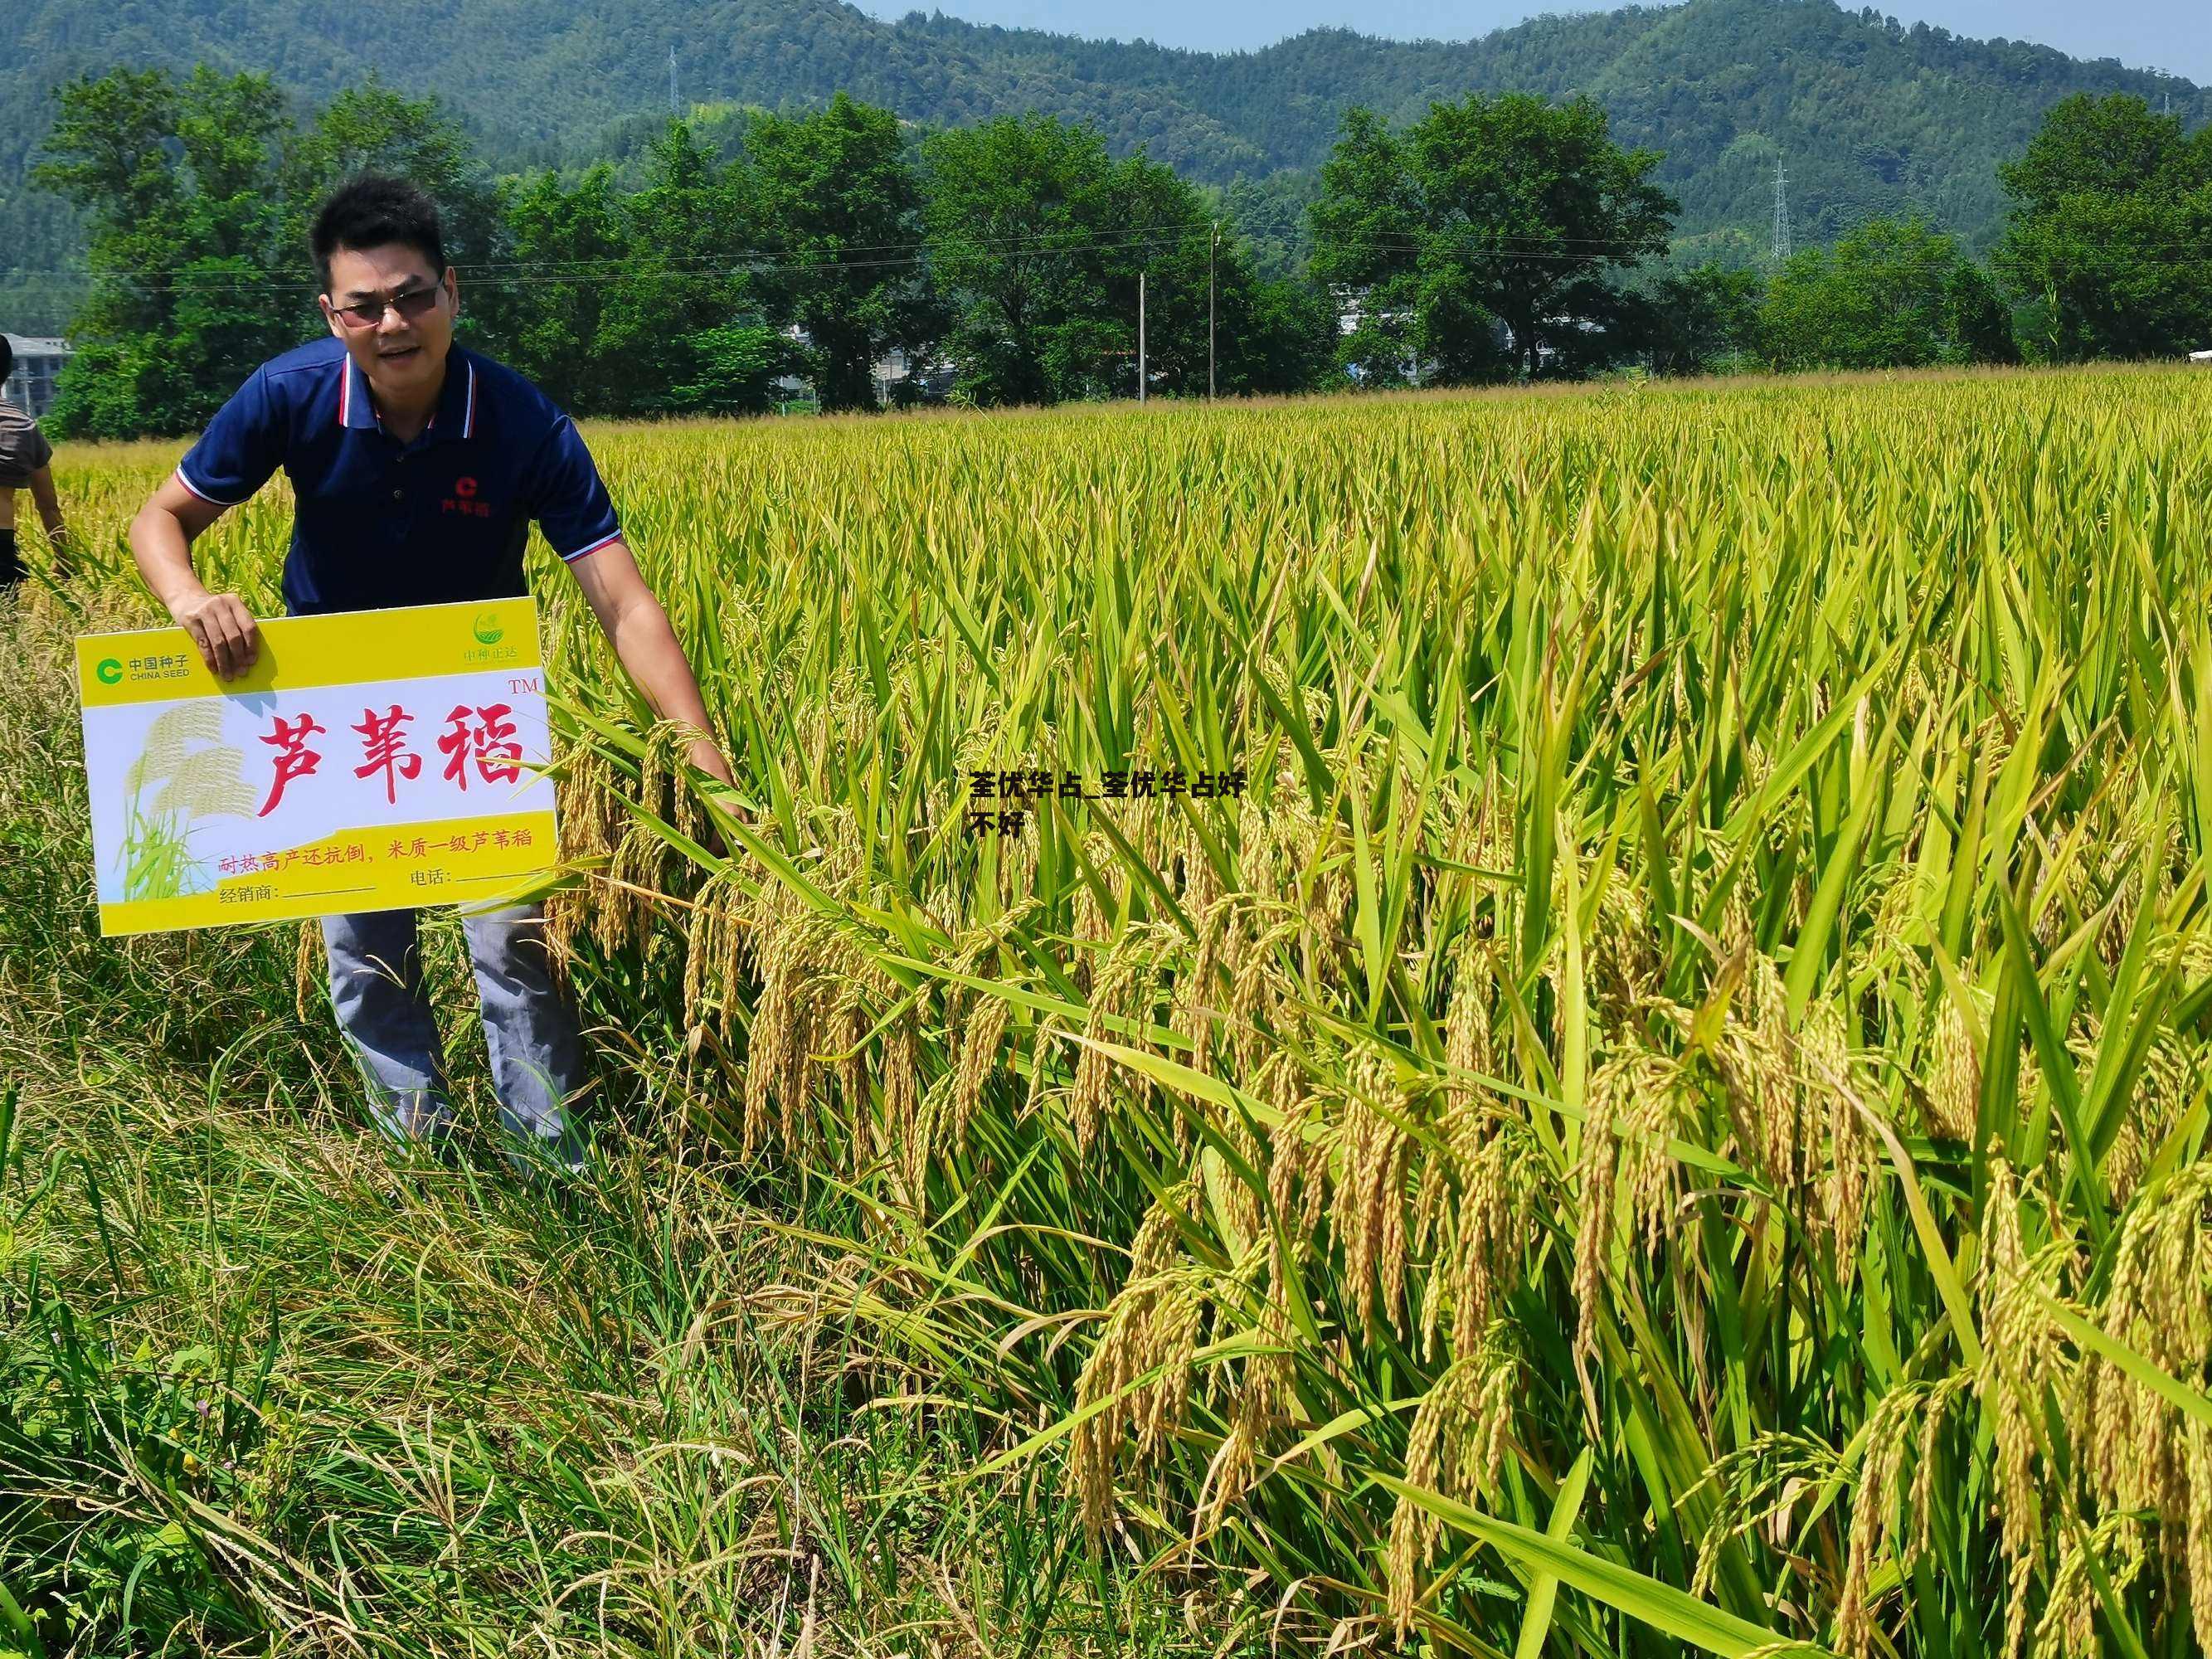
[17,364,2212,1657]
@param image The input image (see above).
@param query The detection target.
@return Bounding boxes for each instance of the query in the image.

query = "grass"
[12,364,2212,1656]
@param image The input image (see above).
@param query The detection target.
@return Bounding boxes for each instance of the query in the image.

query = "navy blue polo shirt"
[175,336,622,616]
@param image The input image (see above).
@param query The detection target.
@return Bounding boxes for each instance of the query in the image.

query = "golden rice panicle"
[1836,1384,1923,1658]
[1332,1044,1412,1337]
[1068,931,1164,1154]
[292,920,325,1025]
[877,971,925,1183]
[680,868,748,1044]
[830,976,870,1113]
[1174,893,1240,1077]
[1442,927,1500,1084]
[2101,1027,2193,1205]
[638,714,715,853]
[1975,1160,2063,1580]
[2190,1420,2212,1659]
[950,989,1011,1150]
[1218,1102,1266,1258]
[1022,1016,1064,1121]
[2079,1162,2212,1646]
[1194,1245,1281,1538]
[1071,1183,1203,1546]
[1924,987,1982,1142]
[2035,1513,2149,1659]
[1572,1047,1687,1386]
[1588,874,1660,1012]
[1711,947,1806,1201]
[1384,1333,1518,1637]
[1175,819,1223,923]
[1257,1047,1325,1286]
[1227,914,1297,1078]
[1449,1127,1526,1364]
[1800,995,1872,1272]
[740,906,802,1159]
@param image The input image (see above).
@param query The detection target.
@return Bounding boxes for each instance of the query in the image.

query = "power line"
[8,221,2211,302]
[0,222,1757,286]
[0,237,1786,298]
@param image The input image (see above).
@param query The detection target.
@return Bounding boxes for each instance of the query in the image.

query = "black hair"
[309,176,448,293]
[0,336,12,386]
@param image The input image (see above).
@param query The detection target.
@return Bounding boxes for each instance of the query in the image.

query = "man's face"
[319,242,459,407]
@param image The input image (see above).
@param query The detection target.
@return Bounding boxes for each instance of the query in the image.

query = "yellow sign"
[77,599,559,937]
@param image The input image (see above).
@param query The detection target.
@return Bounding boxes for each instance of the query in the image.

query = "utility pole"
[1137,270,1146,403]
[1208,221,1218,399]
[668,44,679,117]
[1770,156,1792,266]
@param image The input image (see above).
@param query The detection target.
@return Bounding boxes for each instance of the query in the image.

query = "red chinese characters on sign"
[253,699,531,817]
[439,703,522,790]
[352,705,422,804]
[257,713,327,817]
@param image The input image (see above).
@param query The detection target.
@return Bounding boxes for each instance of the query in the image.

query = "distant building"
[769,323,955,409]
[872,346,955,406]
[2,334,70,419]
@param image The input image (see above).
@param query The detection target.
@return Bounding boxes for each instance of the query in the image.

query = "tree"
[1308,108,1425,385]
[494,164,633,412]
[921,114,1130,406]
[36,70,512,438]
[1993,95,2212,362]
[1641,264,1763,375]
[1310,95,1675,386]
[606,122,761,416]
[922,115,1332,404]
[1758,215,2015,371]
[498,121,787,418]
[745,93,939,412]
[36,67,299,438]
[278,78,511,345]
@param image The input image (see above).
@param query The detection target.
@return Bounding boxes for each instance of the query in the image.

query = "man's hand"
[132,475,246,673]
[172,587,262,680]
[685,732,736,792]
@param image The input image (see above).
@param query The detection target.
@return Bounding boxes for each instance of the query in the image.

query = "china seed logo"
[95,658,123,684]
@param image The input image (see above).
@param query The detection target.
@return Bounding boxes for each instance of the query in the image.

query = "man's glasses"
[327,284,444,331]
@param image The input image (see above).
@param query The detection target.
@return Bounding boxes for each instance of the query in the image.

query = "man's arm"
[566,539,736,790]
[129,474,261,679]
[25,465,70,580]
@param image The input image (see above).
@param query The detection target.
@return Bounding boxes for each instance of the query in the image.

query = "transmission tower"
[1770,157,1793,265]
[668,44,680,116]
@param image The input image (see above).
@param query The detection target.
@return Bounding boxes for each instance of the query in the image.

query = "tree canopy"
[1992,93,2212,362]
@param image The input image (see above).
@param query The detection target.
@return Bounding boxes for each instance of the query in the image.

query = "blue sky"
[850,0,2211,84]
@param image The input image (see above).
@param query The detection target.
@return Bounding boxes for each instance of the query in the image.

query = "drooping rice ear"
[293,919,326,1026]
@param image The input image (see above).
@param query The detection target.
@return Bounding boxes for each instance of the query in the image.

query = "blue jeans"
[320,900,587,1170]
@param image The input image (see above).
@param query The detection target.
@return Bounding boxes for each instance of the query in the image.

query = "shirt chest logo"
[441,474,493,518]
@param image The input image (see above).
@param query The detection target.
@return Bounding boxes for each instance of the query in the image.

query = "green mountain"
[5,0,2206,332]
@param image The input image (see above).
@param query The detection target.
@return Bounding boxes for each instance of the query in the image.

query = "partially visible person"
[0,337,71,587]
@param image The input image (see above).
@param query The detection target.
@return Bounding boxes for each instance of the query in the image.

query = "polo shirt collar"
[337,347,479,441]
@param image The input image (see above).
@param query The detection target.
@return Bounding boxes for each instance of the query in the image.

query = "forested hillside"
[4,0,2205,333]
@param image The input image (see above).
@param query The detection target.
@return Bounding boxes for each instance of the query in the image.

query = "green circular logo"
[472,610,505,646]
[95,658,123,685]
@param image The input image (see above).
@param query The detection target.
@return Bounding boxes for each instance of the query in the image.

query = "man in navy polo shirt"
[127,175,733,1172]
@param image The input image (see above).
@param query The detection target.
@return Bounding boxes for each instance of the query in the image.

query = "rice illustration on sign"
[113,703,255,902]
